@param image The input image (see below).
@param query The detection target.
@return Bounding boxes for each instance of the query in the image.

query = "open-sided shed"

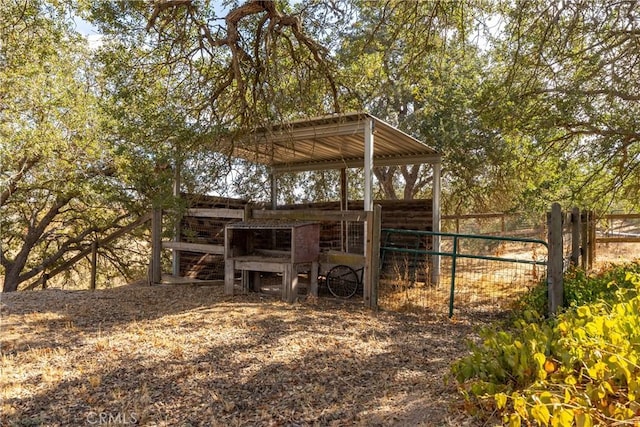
[226,112,441,215]
[153,112,442,307]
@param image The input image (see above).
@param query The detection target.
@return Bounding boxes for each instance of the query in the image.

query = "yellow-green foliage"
[452,265,640,426]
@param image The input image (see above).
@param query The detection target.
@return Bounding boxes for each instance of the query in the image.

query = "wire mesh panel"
[378,230,548,320]
[442,213,546,238]
[315,220,365,253]
[445,244,546,320]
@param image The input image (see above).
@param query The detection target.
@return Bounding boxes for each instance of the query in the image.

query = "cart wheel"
[326,265,359,298]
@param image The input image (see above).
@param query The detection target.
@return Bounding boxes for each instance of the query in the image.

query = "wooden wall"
[178,197,433,280]
[179,195,246,279]
[278,199,433,231]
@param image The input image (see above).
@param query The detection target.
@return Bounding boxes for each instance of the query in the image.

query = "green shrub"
[452,263,640,426]
[564,263,640,308]
[515,262,640,318]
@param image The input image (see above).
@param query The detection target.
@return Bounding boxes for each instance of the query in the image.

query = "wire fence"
[378,230,548,320]
[442,212,546,238]
[596,213,640,266]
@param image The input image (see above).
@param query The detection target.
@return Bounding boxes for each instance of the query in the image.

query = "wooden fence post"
[172,216,181,277]
[242,204,253,291]
[570,207,580,266]
[363,204,382,310]
[588,211,596,269]
[172,160,182,277]
[151,208,163,285]
[581,210,589,270]
[90,241,98,290]
[547,202,564,315]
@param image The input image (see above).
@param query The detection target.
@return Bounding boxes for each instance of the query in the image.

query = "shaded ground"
[0,284,484,426]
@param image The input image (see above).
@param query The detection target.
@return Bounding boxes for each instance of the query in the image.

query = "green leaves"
[1,1,149,291]
[488,0,640,210]
[453,262,640,425]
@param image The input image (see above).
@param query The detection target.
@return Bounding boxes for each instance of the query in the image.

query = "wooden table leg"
[281,264,291,302]
[224,260,235,295]
[310,261,319,296]
[290,264,299,302]
[251,271,261,292]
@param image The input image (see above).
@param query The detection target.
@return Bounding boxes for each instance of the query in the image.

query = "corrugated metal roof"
[227,112,441,172]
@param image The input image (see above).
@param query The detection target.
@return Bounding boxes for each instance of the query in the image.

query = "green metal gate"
[379,229,548,318]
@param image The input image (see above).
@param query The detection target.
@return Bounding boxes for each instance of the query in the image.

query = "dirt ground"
[0,284,487,427]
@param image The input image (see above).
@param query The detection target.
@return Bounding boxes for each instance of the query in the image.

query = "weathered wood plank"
[602,213,640,220]
[597,236,640,243]
[252,209,367,222]
[162,241,225,255]
[160,274,223,285]
[319,251,366,267]
[186,208,245,219]
[233,260,289,272]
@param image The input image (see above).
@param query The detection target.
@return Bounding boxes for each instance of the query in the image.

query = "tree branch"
[1,155,41,206]
[146,0,341,120]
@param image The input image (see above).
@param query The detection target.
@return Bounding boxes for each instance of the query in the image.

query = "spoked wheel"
[326,265,359,299]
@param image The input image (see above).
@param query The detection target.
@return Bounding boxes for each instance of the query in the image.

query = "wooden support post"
[547,202,564,315]
[309,261,319,297]
[570,207,580,267]
[90,241,98,290]
[242,204,253,289]
[290,265,299,303]
[588,211,596,269]
[340,168,348,210]
[581,210,589,270]
[282,264,293,303]
[363,117,374,212]
[370,204,382,309]
[270,172,278,210]
[224,260,235,295]
[151,208,163,285]
[172,161,181,277]
[250,271,261,292]
[363,204,382,309]
[340,168,348,252]
[224,225,234,295]
[431,162,442,286]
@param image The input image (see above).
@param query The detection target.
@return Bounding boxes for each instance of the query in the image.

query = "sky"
[73,16,103,49]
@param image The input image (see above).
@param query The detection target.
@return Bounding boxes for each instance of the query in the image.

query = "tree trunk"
[373,166,399,200]
[2,261,23,292]
[1,195,72,292]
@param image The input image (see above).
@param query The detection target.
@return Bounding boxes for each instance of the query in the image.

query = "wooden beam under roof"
[221,112,441,172]
[271,154,442,173]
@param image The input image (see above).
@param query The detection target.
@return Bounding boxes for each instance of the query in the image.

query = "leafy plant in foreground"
[452,263,640,426]
[516,262,640,318]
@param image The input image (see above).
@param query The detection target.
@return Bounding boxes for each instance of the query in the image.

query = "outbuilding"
[150,112,442,307]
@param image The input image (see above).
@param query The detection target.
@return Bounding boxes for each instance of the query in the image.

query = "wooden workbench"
[224,220,320,302]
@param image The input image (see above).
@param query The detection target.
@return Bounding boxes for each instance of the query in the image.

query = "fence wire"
[378,230,547,320]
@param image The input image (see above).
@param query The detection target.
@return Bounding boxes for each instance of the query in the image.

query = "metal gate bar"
[380,229,548,317]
